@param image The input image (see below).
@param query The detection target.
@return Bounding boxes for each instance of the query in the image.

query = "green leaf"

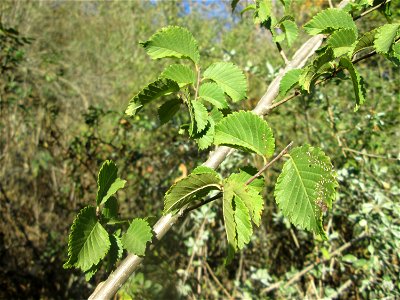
[199,82,229,109]
[304,8,356,35]
[158,98,182,125]
[353,29,377,55]
[102,196,118,220]
[214,111,275,158]
[108,234,123,270]
[223,190,237,264]
[164,172,222,213]
[280,20,298,47]
[374,23,400,54]
[339,57,366,111]
[230,166,265,194]
[84,263,100,281]
[96,160,126,206]
[279,0,292,12]
[234,196,252,249]
[327,28,357,57]
[257,0,272,23]
[140,26,200,64]
[225,173,264,226]
[160,64,196,87]
[192,165,221,178]
[231,0,240,13]
[122,218,153,256]
[64,206,110,271]
[192,100,209,133]
[279,68,302,96]
[203,62,247,102]
[274,145,338,239]
[195,108,224,150]
[126,78,180,116]
[299,47,335,92]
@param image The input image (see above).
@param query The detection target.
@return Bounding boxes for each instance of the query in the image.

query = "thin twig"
[246,141,294,185]
[261,233,369,294]
[204,261,234,300]
[276,42,289,64]
[353,0,390,21]
[194,64,201,101]
[342,147,399,161]
[182,219,207,284]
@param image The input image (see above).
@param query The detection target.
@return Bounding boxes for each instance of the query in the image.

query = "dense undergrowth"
[0,1,399,299]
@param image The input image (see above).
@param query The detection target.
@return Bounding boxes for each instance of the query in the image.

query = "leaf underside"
[274,145,338,239]
[164,172,222,213]
[339,57,366,111]
[125,78,180,116]
[327,28,357,57]
[122,218,153,256]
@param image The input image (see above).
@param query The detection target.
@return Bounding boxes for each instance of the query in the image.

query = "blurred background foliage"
[0,0,398,299]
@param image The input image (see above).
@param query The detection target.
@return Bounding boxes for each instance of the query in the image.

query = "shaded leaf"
[140,26,200,64]
[122,218,153,256]
[203,62,247,102]
[353,29,377,55]
[274,145,338,239]
[107,234,123,270]
[126,78,180,116]
[102,196,118,220]
[339,57,366,111]
[96,160,126,206]
[195,108,224,150]
[299,47,335,92]
[214,111,275,158]
[158,98,182,125]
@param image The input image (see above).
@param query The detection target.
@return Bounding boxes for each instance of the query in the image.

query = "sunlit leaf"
[160,64,196,87]
[64,206,110,271]
[203,62,247,102]
[140,26,200,64]
[199,82,228,109]
[274,145,338,239]
[122,218,153,256]
[214,111,275,158]
[304,8,356,35]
